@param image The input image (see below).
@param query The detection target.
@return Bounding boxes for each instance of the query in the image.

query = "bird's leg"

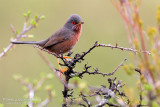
[61,56,71,72]
[61,68,69,73]
[57,56,72,76]
[57,57,70,76]
[57,58,63,76]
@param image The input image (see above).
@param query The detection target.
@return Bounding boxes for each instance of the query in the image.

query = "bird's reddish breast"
[48,33,79,54]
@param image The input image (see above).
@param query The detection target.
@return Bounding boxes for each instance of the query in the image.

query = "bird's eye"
[72,21,76,25]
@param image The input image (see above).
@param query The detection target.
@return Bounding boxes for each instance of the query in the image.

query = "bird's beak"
[76,22,84,25]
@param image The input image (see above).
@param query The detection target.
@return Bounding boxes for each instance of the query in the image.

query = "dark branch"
[77,58,127,78]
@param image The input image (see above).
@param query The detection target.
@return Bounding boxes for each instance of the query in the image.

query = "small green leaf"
[72,77,80,84]
[45,85,53,90]
[72,77,80,81]
[31,19,37,27]
[16,30,20,35]
[143,84,153,91]
[123,64,133,75]
[24,13,27,17]
[35,15,38,20]
[27,11,31,17]
[46,73,54,79]
[141,100,147,105]
[108,98,114,103]
[51,90,56,96]
[128,64,134,71]
[40,72,46,78]
[13,74,22,80]
[22,86,27,91]
[40,15,45,20]
[33,97,41,103]
[24,78,30,83]
[32,79,38,85]
[28,34,34,38]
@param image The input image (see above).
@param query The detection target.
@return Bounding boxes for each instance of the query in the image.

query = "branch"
[78,58,127,78]
[0,15,42,58]
[34,41,136,107]
[36,50,69,88]
[95,98,119,107]
[34,41,150,69]
[37,89,53,107]
[79,83,126,107]
[98,43,151,55]
[71,41,150,68]
[15,73,53,107]
[80,93,92,107]
[72,41,99,66]
[34,45,59,57]
[17,77,35,107]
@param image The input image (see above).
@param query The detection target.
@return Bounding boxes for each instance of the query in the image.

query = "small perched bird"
[11,14,84,55]
[11,14,84,73]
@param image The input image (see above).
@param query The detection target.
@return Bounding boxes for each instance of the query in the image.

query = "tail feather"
[11,40,39,45]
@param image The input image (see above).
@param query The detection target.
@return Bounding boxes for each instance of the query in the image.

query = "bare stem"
[0,15,42,58]
[98,43,151,54]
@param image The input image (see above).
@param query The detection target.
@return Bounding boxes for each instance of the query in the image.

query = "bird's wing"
[43,28,70,48]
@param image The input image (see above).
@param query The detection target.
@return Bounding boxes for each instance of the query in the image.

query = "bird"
[11,14,84,73]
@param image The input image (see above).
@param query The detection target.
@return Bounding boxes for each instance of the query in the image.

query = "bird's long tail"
[11,40,39,45]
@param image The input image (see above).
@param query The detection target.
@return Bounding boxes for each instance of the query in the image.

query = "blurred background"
[0,0,160,106]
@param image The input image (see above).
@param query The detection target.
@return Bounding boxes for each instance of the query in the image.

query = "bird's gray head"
[64,14,84,32]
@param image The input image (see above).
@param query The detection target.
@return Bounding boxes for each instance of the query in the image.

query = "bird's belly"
[48,36,78,55]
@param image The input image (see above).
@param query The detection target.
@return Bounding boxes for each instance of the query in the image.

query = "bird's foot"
[59,68,69,77]
[63,56,72,61]
[61,68,69,73]
[57,57,71,77]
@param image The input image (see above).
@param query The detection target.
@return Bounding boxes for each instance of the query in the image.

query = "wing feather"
[43,28,70,48]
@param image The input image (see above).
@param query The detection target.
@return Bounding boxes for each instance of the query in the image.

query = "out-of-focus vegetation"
[0,0,160,107]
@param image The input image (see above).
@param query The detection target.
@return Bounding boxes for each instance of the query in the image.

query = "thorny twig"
[80,93,92,107]
[0,7,151,106]
[78,58,127,78]
[4,13,149,107]
[98,43,151,55]
[34,41,149,81]
[34,41,151,64]
[34,41,137,107]
[76,78,126,107]
[12,40,144,106]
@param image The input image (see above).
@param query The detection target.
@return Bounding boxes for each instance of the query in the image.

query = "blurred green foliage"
[0,0,160,106]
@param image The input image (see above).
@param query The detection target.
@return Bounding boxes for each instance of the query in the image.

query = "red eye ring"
[72,21,76,25]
